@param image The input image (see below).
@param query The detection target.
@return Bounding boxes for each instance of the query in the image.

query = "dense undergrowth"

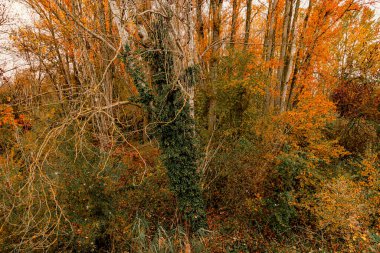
[1,51,379,252]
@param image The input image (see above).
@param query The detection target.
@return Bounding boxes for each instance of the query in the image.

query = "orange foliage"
[314,176,371,250]
[0,105,31,129]
[278,92,347,161]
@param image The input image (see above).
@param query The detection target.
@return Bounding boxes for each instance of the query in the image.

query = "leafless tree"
[0,1,8,27]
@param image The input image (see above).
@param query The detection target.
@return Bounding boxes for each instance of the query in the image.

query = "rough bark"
[208,0,224,132]
[280,0,300,112]
[287,0,312,110]
[263,0,278,113]
[277,0,292,111]
[243,0,253,50]
[186,0,197,118]
[196,0,205,40]
[230,0,238,48]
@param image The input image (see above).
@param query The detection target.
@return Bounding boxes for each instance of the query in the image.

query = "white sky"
[0,0,32,76]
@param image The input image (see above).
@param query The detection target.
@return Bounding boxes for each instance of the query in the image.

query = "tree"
[243,0,253,49]
[263,0,279,112]
[109,0,207,232]
[230,0,240,48]
[208,0,224,133]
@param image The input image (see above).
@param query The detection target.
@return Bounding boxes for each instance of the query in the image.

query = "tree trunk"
[97,0,114,148]
[185,0,197,119]
[110,0,207,232]
[196,0,205,40]
[230,0,238,48]
[287,0,312,110]
[263,0,278,113]
[208,0,223,132]
[277,0,292,112]
[243,0,253,50]
[280,0,300,112]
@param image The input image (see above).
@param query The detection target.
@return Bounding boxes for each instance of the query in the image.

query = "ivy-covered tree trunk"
[122,13,207,233]
[151,16,207,232]
[155,86,207,232]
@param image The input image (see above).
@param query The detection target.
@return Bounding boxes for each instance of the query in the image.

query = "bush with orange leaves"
[278,92,348,162]
[0,105,31,129]
[313,176,371,251]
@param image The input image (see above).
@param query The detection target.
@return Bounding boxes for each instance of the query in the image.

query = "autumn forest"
[0,0,379,252]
